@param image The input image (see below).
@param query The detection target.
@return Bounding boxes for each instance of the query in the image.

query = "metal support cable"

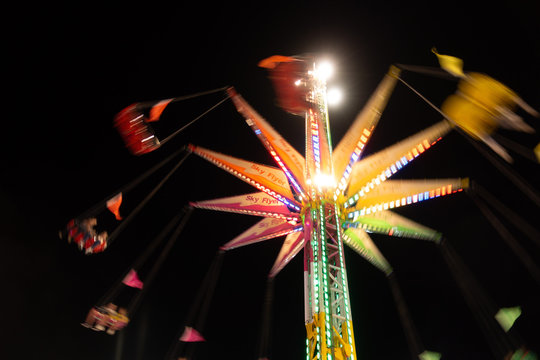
[76,146,187,220]
[471,181,540,248]
[127,206,194,315]
[387,272,424,360]
[193,250,225,333]
[397,76,540,206]
[492,134,539,163]
[159,95,231,146]
[464,137,540,207]
[106,149,191,247]
[98,210,186,307]
[395,63,458,80]
[136,86,230,110]
[257,279,274,360]
[439,238,517,358]
[468,192,540,285]
[166,249,225,360]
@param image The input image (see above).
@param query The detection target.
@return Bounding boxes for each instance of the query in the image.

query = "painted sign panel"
[191,192,299,220]
[190,145,301,211]
[229,89,307,193]
[221,217,301,250]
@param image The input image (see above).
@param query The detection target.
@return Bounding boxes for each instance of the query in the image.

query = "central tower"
[302,60,356,360]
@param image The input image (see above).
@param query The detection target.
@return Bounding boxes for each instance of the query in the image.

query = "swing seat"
[106,311,130,331]
[64,218,109,254]
[65,220,94,250]
[114,104,161,155]
[84,305,129,333]
[260,56,310,116]
[85,232,109,255]
[82,306,108,330]
[89,240,108,254]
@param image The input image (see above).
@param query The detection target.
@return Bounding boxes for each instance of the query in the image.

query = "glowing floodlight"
[315,61,334,81]
[313,173,336,189]
[327,87,343,106]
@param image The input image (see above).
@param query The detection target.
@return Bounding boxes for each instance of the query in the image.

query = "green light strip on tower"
[312,208,319,314]
[319,203,332,351]
[334,204,354,356]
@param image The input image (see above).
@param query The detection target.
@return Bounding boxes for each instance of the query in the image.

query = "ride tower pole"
[303,60,357,360]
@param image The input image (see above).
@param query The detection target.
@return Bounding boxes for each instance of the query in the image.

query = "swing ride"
[62,50,539,360]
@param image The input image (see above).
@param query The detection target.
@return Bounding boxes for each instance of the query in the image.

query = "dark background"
[3,1,540,359]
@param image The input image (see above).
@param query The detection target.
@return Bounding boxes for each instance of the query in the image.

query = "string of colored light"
[193,148,302,211]
[246,118,307,199]
[319,204,332,353]
[347,184,463,220]
[336,126,376,196]
[309,108,322,178]
[344,136,443,208]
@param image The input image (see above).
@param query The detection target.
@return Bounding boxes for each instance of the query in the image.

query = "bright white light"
[327,87,343,106]
[294,79,302,86]
[315,61,334,81]
[313,174,336,189]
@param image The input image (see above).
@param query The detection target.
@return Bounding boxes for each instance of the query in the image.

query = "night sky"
[4,1,540,359]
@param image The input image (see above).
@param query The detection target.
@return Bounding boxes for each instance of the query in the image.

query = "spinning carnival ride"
[71,52,539,360]
[188,57,467,360]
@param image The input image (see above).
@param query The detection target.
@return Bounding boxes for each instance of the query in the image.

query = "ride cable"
[74,146,187,222]
[492,133,539,163]
[106,148,191,247]
[387,272,425,360]
[98,206,192,310]
[470,182,540,249]
[158,94,231,147]
[467,184,540,286]
[395,66,540,207]
[463,136,540,207]
[166,249,225,360]
[134,86,229,111]
[395,63,458,80]
[128,206,194,315]
[257,279,274,360]
[439,238,521,359]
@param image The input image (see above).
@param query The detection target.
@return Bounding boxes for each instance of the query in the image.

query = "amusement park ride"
[65,51,538,360]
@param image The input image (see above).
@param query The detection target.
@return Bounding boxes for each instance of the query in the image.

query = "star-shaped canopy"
[190,66,468,278]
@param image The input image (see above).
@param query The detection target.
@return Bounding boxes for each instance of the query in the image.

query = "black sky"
[4,1,540,359]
